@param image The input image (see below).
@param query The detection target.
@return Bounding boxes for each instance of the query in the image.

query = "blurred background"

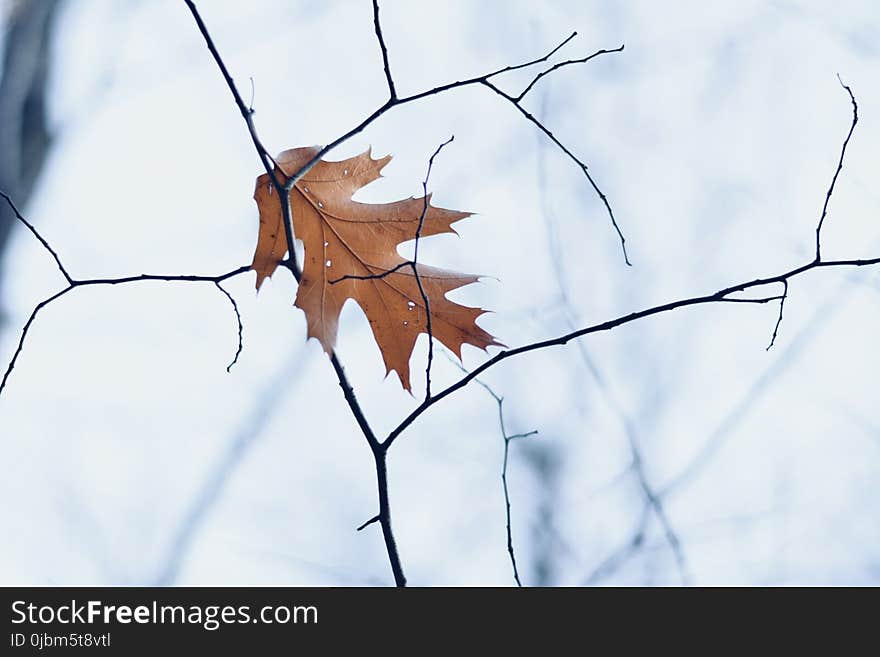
[0,0,878,586]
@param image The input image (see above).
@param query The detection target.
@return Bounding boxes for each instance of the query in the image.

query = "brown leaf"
[251,146,500,391]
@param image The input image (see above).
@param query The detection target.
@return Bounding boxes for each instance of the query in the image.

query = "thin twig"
[1,287,71,396]
[766,280,788,350]
[273,38,626,266]
[186,0,404,584]
[447,353,537,586]
[215,281,243,371]
[533,109,689,585]
[385,256,880,448]
[584,508,649,585]
[659,265,871,499]
[0,261,250,397]
[413,137,454,400]
[182,1,278,185]
[1,191,71,283]
[179,0,877,589]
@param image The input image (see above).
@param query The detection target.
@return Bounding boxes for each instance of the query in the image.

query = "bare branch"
[372,0,396,100]
[155,345,307,585]
[215,282,243,371]
[718,295,785,305]
[356,514,381,532]
[766,280,789,350]
[328,260,411,284]
[386,255,880,448]
[261,29,625,267]
[182,0,876,589]
[329,135,455,401]
[534,115,688,584]
[815,77,858,261]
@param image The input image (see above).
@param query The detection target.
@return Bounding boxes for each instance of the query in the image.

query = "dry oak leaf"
[251,146,501,391]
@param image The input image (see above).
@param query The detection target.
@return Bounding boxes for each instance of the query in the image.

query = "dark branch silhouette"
[448,353,537,586]
[372,0,396,100]
[0,194,250,397]
[183,0,626,586]
[0,191,70,283]
[215,281,243,372]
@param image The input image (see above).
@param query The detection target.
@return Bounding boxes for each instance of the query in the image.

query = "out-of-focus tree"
[0,0,61,311]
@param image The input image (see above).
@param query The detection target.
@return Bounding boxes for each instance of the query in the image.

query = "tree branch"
[534,104,690,585]
[0,194,251,398]
[328,137,455,400]
[372,0,396,100]
[183,1,623,586]
[448,353,538,587]
[215,281,243,372]
[0,0,62,294]
[181,0,877,587]
[765,281,788,350]
[0,190,71,283]
[385,254,880,449]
